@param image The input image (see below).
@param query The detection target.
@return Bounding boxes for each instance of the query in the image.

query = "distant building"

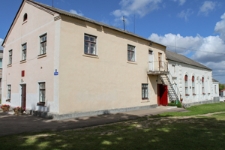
[166,50,219,107]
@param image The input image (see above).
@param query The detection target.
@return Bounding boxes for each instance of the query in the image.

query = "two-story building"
[1,0,168,119]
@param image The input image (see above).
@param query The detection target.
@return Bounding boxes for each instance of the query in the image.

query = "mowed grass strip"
[0,103,225,150]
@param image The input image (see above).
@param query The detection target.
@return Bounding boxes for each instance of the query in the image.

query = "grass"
[0,103,225,150]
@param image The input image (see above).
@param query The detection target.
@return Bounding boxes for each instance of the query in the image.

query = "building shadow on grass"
[0,112,225,149]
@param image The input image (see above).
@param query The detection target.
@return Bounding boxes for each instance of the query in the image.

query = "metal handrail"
[148,61,168,72]
[167,71,181,100]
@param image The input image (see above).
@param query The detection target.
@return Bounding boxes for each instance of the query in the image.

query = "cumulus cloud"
[112,0,162,19]
[177,9,194,21]
[215,13,225,41]
[69,9,83,16]
[173,0,186,6]
[0,38,3,50]
[149,13,225,83]
[199,1,216,15]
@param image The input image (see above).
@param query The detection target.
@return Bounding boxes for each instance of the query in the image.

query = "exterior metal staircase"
[160,74,179,102]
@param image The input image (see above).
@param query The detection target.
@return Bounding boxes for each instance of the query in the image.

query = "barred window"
[9,50,12,65]
[8,85,11,100]
[84,34,96,55]
[128,45,135,62]
[40,34,47,55]
[39,82,45,102]
[142,84,148,99]
[22,43,27,60]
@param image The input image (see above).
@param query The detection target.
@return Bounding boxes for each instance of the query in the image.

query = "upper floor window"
[23,13,28,22]
[185,75,188,96]
[8,50,12,65]
[22,43,27,61]
[40,34,47,55]
[84,34,97,55]
[128,45,135,62]
[0,58,2,68]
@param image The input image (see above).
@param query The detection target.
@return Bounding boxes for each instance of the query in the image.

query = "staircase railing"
[167,72,181,101]
[148,61,168,72]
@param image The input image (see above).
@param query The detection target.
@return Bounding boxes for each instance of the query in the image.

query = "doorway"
[157,84,168,106]
[21,84,26,110]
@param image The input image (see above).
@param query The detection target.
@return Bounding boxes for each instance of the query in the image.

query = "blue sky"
[0,0,225,83]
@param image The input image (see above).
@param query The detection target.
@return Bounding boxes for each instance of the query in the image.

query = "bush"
[168,100,182,108]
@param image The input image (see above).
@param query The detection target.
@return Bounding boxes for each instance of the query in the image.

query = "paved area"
[0,106,186,136]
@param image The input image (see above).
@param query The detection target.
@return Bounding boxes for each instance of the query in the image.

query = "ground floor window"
[39,82,45,102]
[7,85,11,100]
[142,84,148,99]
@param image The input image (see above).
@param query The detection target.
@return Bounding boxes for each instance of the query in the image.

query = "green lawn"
[1,103,225,150]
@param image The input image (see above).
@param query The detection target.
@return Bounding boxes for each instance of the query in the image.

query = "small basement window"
[23,13,28,22]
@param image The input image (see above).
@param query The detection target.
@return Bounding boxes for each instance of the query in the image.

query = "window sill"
[20,60,26,64]
[22,20,27,25]
[37,102,45,106]
[141,99,150,103]
[127,61,137,65]
[38,54,47,59]
[7,64,12,67]
[83,54,99,59]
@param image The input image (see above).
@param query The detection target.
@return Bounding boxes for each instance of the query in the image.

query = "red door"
[157,84,168,106]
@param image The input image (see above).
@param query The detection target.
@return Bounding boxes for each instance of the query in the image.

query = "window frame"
[39,82,46,102]
[185,75,189,96]
[7,85,11,100]
[142,84,148,99]
[84,34,97,55]
[127,45,135,62]
[40,34,47,55]
[21,43,27,61]
[192,76,195,95]
[202,77,205,95]
[23,13,28,22]
[8,50,12,65]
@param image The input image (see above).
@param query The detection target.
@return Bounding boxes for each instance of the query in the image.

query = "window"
[185,75,188,96]
[192,76,195,94]
[0,58,2,68]
[128,45,135,62]
[142,84,148,99]
[7,85,11,100]
[40,34,47,55]
[202,77,205,94]
[22,43,27,60]
[84,34,97,55]
[8,50,12,65]
[39,82,45,102]
[23,13,28,22]
[215,85,217,94]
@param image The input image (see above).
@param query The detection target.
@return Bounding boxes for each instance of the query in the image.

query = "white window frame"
[142,84,148,99]
[8,50,12,65]
[22,43,27,61]
[40,34,47,55]
[84,34,97,55]
[128,45,135,62]
[39,82,45,102]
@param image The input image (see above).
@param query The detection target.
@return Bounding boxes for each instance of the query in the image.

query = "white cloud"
[199,1,216,15]
[177,9,194,21]
[112,0,162,19]
[149,13,225,83]
[0,38,3,49]
[173,0,186,6]
[215,13,225,41]
[69,9,83,16]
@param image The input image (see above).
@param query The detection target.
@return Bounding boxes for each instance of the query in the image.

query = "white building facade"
[166,51,220,107]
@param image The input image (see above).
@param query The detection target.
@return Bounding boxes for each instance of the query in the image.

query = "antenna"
[52,0,54,7]
[122,16,126,31]
[134,14,135,33]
